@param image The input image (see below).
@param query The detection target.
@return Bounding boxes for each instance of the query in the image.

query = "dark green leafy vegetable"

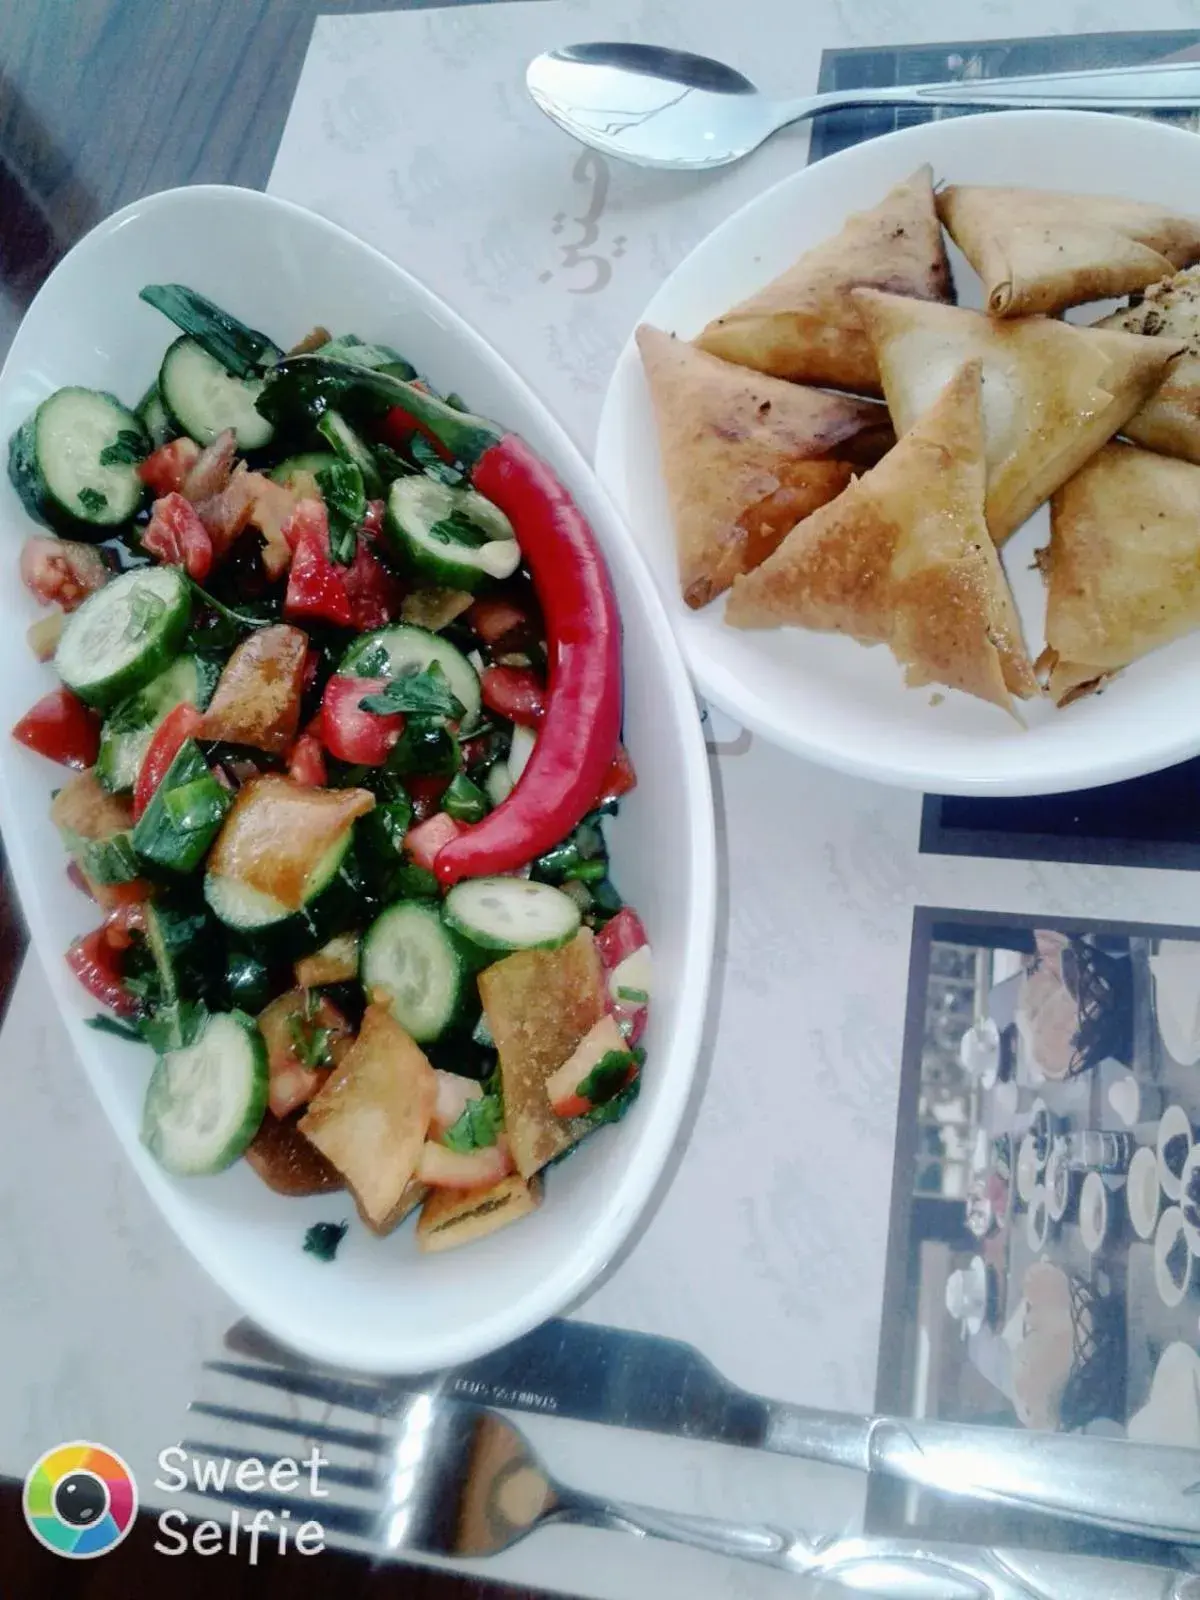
[443,1093,503,1153]
[440,773,488,823]
[86,1014,143,1043]
[410,436,464,487]
[225,946,273,1012]
[289,1011,335,1068]
[303,1220,349,1262]
[313,335,414,377]
[132,739,230,874]
[358,662,464,721]
[386,719,460,777]
[99,428,149,467]
[78,487,108,516]
[582,1068,642,1129]
[576,1048,638,1107]
[531,813,608,885]
[140,284,281,378]
[315,458,366,565]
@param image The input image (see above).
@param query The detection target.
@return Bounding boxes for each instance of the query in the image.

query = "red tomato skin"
[20,537,108,611]
[143,493,214,581]
[319,675,403,766]
[138,438,201,497]
[596,907,648,970]
[132,703,204,819]
[12,688,100,769]
[481,666,545,728]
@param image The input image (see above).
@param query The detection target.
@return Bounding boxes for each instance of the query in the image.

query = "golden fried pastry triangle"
[937,184,1200,318]
[852,288,1182,544]
[725,361,1037,713]
[693,165,952,395]
[1041,441,1200,704]
[1096,265,1200,463]
[636,324,893,609]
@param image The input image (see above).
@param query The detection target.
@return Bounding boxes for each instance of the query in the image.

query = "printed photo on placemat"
[870,904,1200,1558]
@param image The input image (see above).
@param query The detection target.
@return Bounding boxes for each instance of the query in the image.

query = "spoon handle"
[786,60,1200,123]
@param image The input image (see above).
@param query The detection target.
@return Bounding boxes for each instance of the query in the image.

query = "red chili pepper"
[65,902,146,1016]
[287,732,328,787]
[481,665,545,728]
[319,674,403,766]
[283,501,354,627]
[12,688,100,769]
[133,703,204,819]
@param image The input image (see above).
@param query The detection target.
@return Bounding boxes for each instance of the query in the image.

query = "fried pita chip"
[1040,442,1200,705]
[693,166,952,394]
[937,185,1200,318]
[852,288,1182,545]
[1096,265,1200,464]
[636,325,893,609]
[725,362,1037,713]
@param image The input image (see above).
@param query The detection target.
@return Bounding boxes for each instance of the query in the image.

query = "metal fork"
[183,1391,1189,1599]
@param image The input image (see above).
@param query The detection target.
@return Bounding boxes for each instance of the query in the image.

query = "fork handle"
[556,1491,1168,1599]
[792,60,1200,119]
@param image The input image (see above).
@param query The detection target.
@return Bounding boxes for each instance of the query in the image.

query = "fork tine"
[182,1439,383,1495]
[204,1359,404,1418]
[188,1400,390,1456]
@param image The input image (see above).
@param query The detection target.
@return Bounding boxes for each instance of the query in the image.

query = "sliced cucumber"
[141,1010,267,1176]
[444,878,581,954]
[56,826,141,886]
[340,624,481,722]
[139,284,281,378]
[507,724,536,785]
[132,738,230,875]
[484,761,514,807]
[136,383,177,450]
[204,833,359,954]
[270,451,336,489]
[8,388,148,537]
[362,901,468,1043]
[56,565,191,708]
[144,901,214,1006]
[96,654,220,793]
[385,476,519,592]
[318,409,383,498]
[159,335,274,450]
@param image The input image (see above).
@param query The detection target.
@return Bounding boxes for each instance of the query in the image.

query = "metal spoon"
[526,43,1200,170]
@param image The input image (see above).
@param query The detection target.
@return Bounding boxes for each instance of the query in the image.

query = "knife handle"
[765,1403,1200,1546]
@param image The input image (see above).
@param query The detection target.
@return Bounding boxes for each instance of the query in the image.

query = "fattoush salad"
[8,285,653,1254]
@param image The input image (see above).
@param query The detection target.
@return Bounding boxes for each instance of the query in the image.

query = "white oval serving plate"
[597,110,1200,795]
[0,186,716,1372]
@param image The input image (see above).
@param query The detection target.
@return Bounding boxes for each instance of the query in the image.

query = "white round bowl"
[598,110,1200,795]
[1128,1144,1161,1242]
[0,186,716,1372]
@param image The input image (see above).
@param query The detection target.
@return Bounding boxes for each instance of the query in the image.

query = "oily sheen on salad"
[8,285,652,1254]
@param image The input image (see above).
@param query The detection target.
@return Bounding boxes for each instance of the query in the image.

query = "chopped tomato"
[343,537,405,632]
[431,1069,483,1138]
[20,536,108,612]
[467,593,536,651]
[132,702,204,820]
[143,492,214,581]
[181,428,237,503]
[481,665,545,728]
[405,773,452,822]
[287,733,327,788]
[319,674,403,765]
[546,1015,635,1117]
[258,989,353,1119]
[12,688,100,769]
[596,744,637,807]
[197,466,299,572]
[283,500,353,627]
[405,810,465,872]
[65,903,145,1016]
[138,437,201,497]
[417,1136,513,1190]
[596,907,648,970]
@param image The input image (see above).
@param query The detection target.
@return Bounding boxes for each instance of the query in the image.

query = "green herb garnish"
[78,486,109,516]
[289,1011,335,1069]
[443,1093,503,1153]
[358,662,465,721]
[99,428,147,467]
[616,986,648,1005]
[303,1220,349,1262]
[575,1048,637,1107]
[582,1070,642,1129]
[86,1014,144,1042]
[410,435,464,487]
[315,458,366,565]
[428,509,489,549]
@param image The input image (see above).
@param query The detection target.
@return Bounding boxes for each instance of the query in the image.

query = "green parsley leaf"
[443,1093,503,1153]
[303,1220,349,1262]
[315,458,366,566]
[582,1071,641,1129]
[410,435,464,487]
[289,1011,335,1069]
[140,998,209,1055]
[616,986,649,1005]
[77,486,109,516]
[427,509,489,550]
[359,662,465,721]
[85,1014,144,1043]
[99,428,147,467]
[576,1048,637,1107]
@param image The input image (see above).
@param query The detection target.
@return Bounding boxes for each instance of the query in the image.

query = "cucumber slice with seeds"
[385,476,519,592]
[159,335,274,450]
[444,877,581,954]
[96,654,220,794]
[8,388,148,536]
[141,1011,267,1176]
[55,566,191,708]
[362,901,468,1043]
[339,623,481,722]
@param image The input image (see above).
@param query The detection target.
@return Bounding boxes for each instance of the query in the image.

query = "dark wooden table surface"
[0,2,549,1594]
